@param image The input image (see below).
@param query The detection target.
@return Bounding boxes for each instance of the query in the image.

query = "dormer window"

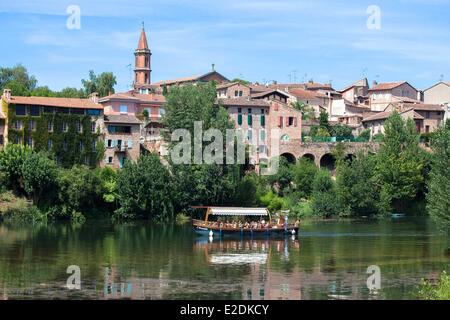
[120,105,128,114]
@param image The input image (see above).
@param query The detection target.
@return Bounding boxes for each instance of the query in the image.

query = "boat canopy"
[207,207,269,216]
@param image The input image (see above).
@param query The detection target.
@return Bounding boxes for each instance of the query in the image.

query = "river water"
[0,217,448,300]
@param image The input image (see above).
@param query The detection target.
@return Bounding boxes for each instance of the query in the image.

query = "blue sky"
[1,0,449,92]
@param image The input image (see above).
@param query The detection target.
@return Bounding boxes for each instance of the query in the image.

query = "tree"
[291,101,315,121]
[358,129,371,141]
[319,110,330,131]
[57,87,86,98]
[162,83,239,213]
[267,157,294,196]
[22,152,57,206]
[291,157,318,198]
[31,86,55,97]
[374,112,425,213]
[115,153,174,221]
[311,169,340,217]
[336,152,382,216]
[0,64,37,93]
[0,144,32,191]
[82,70,117,97]
[330,124,353,138]
[426,124,450,232]
[230,78,250,85]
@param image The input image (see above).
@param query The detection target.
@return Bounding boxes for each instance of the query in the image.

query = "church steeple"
[134,22,151,88]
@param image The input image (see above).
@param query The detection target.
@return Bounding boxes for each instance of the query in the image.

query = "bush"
[311,170,340,217]
[358,129,371,141]
[3,198,46,223]
[418,271,450,300]
[175,213,190,225]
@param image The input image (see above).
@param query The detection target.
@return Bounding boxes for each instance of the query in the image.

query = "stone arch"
[280,152,296,164]
[301,153,315,163]
[320,153,336,171]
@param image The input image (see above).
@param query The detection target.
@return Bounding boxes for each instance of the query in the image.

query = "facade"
[133,24,152,89]
[368,81,419,111]
[362,102,445,136]
[0,89,104,167]
[152,69,229,89]
[423,81,450,121]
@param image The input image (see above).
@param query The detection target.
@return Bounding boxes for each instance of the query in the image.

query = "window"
[91,122,96,133]
[71,108,85,115]
[127,140,133,149]
[238,108,242,113]
[238,91,243,97]
[43,107,54,114]
[27,137,33,148]
[79,141,83,151]
[108,125,131,134]
[48,139,53,149]
[119,105,128,114]
[260,129,266,141]
[56,107,70,114]
[248,115,253,126]
[281,134,290,142]
[15,105,26,115]
[158,107,166,118]
[14,120,22,130]
[234,90,239,97]
[87,109,101,116]
[237,114,243,125]
[108,156,113,164]
[107,139,113,148]
[247,129,253,142]
[48,121,53,132]
[278,116,283,128]
[426,125,430,133]
[260,115,265,126]
[92,140,97,150]
[288,117,294,126]
[426,111,430,118]
[261,109,265,114]
[29,120,36,131]
[62,122,68,132]
[77,121,82,133]
[30,106,40,116]
[248,108,252,114]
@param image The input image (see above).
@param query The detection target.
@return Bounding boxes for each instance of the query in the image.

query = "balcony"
[115,144,128,152]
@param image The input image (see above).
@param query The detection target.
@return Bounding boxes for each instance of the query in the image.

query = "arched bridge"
[278,140,380,171]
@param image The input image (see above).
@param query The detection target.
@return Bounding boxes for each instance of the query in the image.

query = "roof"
[368,81,417,92]
[5,96,102,109]
[153,71,229,86]
[289,88,327,100]
[408,103,444,111]
[207,207,270,216]
[137,26,149,50]
[104,114,142,124]
[362,107,426,122]
[99,91,165,104]
[251,89,290,99]
[218,97,270,107]
[340,78,369,92]
[423,81,450,92]
[216,82,250,90]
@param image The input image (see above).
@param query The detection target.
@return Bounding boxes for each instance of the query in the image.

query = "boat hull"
[194,226,299,237]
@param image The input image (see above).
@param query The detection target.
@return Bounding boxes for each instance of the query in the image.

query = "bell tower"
[134,22,151,88]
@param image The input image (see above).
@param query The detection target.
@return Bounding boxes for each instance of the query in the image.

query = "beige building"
[368,81,419,111]
[423,81,450,121]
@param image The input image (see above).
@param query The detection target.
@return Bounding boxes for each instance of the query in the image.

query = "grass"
[418,271,450,300]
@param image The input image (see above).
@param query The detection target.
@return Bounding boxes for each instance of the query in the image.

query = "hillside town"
[1,25,449,170]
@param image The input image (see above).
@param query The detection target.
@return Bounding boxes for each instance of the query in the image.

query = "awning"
[208,207,269,216]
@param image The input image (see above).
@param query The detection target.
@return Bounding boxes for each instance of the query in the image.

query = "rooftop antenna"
[212,63,215,72]
[439,74,444,82]
[362,67,368,78]
[287,73,292,83]
[301,73,308,83]
[292,70,298,83]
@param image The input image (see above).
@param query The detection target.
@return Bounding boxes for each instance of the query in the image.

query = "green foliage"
[291,157,318,198]
[230,78,250,85]
[81,70,117,97]
[373,133,384,142]
[115,153,174,221]
[336,153,383,216]
[0,144,32,190]
[175,213,190,225]
[259,190,286,212]
[267,157,293,196]
[0,64,37,94]
[233,174,258,206]
[426,124,450,232]
[358,129,371,141]
[311,170,339,217]
[319,110,330,130]
[291,101,315,121]
[418,271,450,300]
[22,152,57,206]
[330,124,353,137]
[374,112,425,213]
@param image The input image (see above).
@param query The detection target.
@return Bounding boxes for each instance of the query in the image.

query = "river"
[0,217,448,299]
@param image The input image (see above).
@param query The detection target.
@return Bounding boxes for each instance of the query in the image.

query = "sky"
[0,0,449,92]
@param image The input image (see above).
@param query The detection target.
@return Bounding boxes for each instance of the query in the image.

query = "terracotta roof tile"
[218,98,270,107]
[368,81,406,91]
[6,96,102,109]
[99,92,165,104]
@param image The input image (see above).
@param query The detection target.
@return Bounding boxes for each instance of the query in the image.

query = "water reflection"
[0,218,448,300]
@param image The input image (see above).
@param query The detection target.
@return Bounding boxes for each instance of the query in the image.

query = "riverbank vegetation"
[418,271,450,300]
[0,83,449,226]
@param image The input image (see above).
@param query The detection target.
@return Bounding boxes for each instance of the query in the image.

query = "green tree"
[358,129,371,141]
[22,152,57,206]
[0,144,32,191]
[426,124,450,232]
[115,153,174,221]
[0,64,37,93]
[336,152,382,216]
[330,124,353,138]
[291,101,315,121]
[291,157,318,198]
[31,86,55,97]
[82,70,117,97]
[57,87,86,98]
[267,157,294,196]
[319,110,330,131]
[311,169,339,217]
[374,112,425,213]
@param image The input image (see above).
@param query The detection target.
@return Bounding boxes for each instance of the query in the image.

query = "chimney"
[90,92,99,104]
[308,79,314,84]
[2,89,11,101]
[372,80,378,87]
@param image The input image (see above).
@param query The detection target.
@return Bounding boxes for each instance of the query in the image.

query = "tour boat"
[192,206,299,237]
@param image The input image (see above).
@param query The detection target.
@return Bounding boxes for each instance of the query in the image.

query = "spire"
[137,22,149,50]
